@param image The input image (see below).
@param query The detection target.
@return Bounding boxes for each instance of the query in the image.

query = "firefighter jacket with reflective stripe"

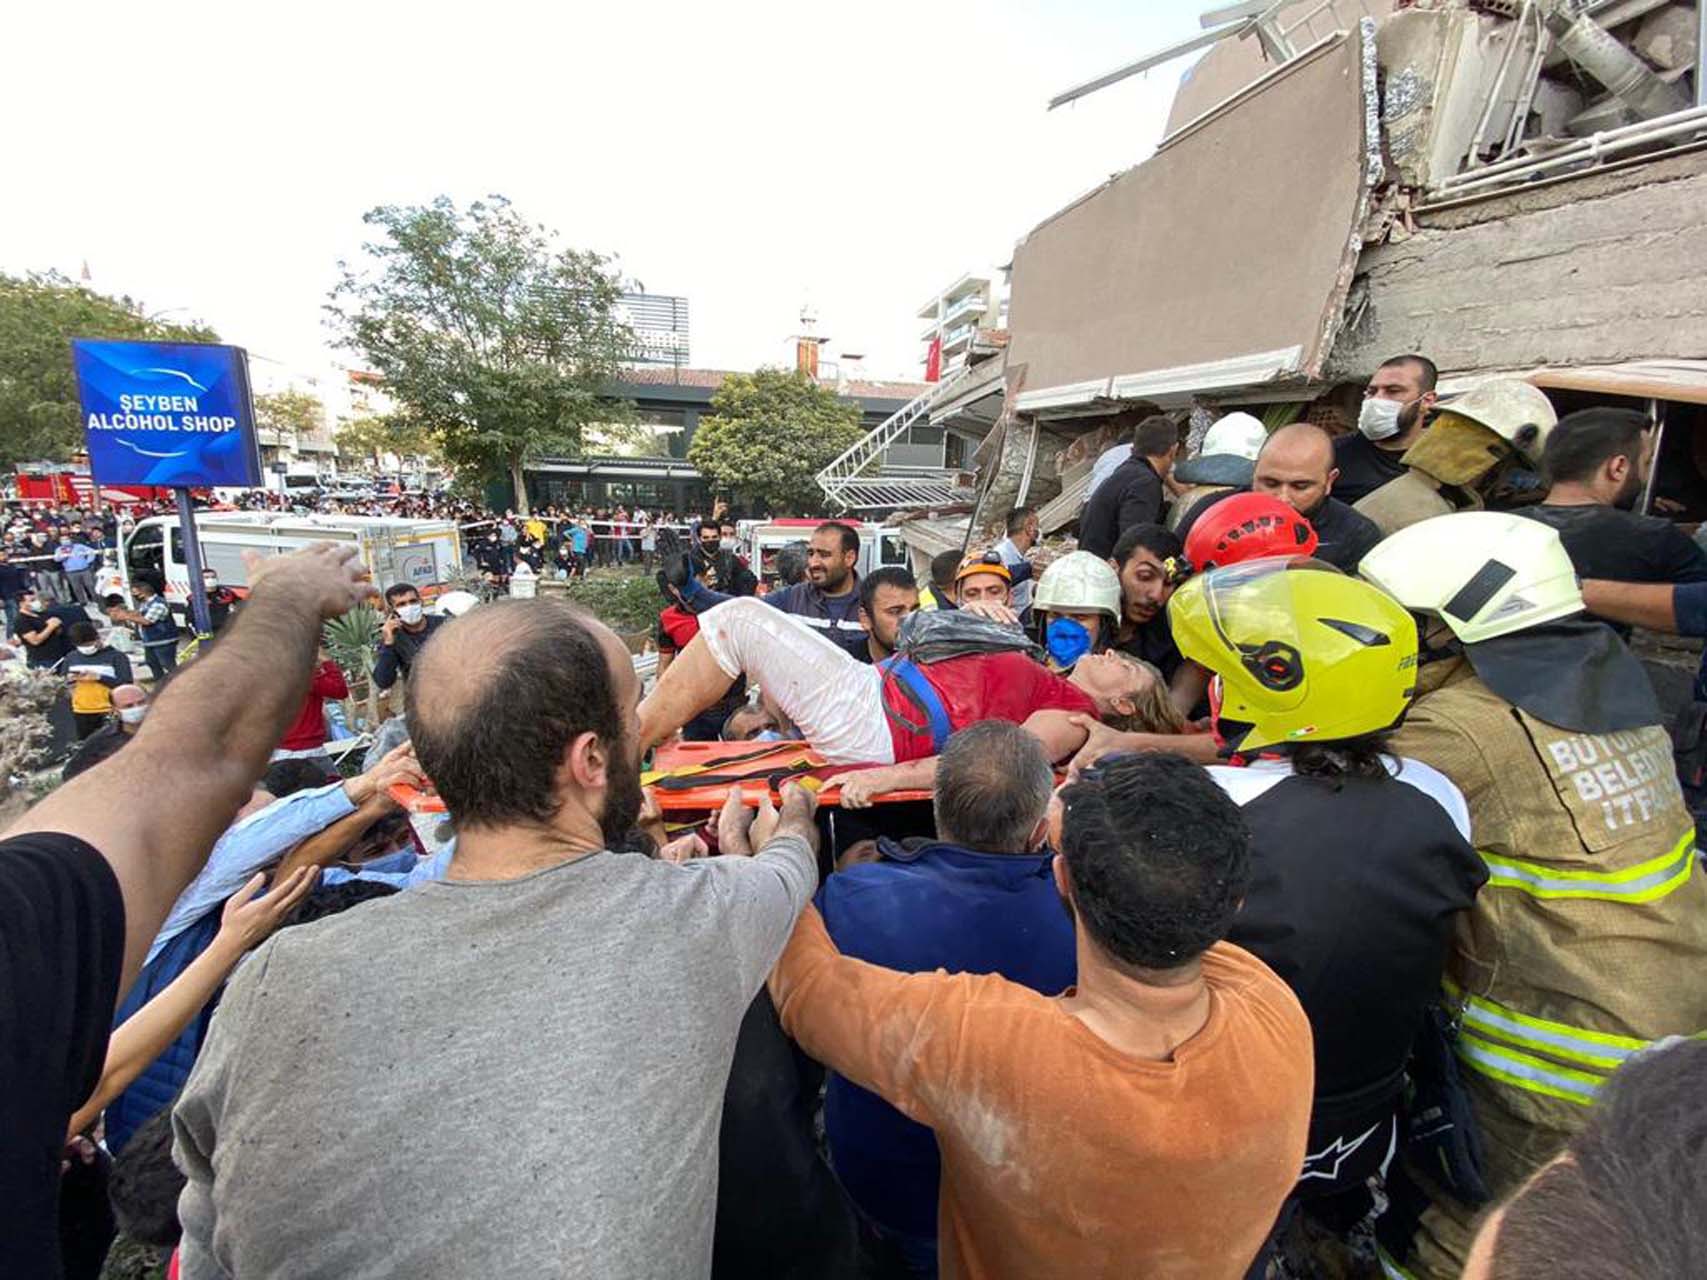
[1391,661,1707,1185]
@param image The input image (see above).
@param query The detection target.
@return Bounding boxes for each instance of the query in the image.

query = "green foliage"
[335,411,444,470]
[255,389,326,438]
[323,606,381,678]
[687,367,865,512]
[0,271,218,466]
[326,195,636,512]
[324,606,383,729]
[562,568,661,637]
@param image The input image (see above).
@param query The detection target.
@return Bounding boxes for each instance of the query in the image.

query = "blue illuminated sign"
[70,340,262,488]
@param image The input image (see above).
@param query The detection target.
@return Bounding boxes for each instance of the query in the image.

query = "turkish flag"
[925,336,942,383]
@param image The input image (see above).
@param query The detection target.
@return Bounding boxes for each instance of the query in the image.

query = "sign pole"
[174,487,214,639]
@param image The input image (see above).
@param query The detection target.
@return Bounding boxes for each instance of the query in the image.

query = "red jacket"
[280,661,350,751]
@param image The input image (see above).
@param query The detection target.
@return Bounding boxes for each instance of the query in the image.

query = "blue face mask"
[1045,617,1093,668]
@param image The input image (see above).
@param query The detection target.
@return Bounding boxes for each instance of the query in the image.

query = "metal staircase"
[816,369,975,512]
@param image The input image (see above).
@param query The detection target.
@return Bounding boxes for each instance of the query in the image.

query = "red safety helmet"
[1184,492,1319,571]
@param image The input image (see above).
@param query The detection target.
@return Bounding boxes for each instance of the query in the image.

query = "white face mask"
[1357,396,1406,442]
[396,603,425,625]
[117,706,148,725]
[76,643,100,654]
[719,537,737,552]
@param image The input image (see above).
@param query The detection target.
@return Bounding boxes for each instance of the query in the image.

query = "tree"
[0,271,218,467]
[688,368,866,512]
[335,411,443,473]
[327,195,634,514]
[255,389,327,439]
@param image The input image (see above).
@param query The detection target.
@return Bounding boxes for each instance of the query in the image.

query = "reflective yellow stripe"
[1376,1246,1420,1280]
[1455,1031,1602,1106]
[1442,978,1649,1073]
[1478,830,1697,902]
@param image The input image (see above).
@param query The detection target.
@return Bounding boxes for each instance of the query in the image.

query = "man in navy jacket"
[814,721,1073,1272]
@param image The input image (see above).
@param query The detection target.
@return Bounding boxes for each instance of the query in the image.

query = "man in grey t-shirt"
[173,599,820,1280]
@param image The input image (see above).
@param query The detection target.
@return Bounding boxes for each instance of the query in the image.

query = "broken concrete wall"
[1326,149,1707,381]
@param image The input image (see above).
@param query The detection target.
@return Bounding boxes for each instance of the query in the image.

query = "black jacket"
[62,722,133,781]
[1226,770,1484,1125]
[766,579,867,659]
[373,615,446,690]
[1079,455,1164,559]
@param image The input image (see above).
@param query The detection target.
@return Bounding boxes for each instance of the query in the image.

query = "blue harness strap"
[880,656,953,753]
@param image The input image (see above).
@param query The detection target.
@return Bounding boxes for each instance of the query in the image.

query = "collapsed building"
[818,0,1707,578]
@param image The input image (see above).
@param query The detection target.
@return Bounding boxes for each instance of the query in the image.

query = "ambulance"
[114,511,465,620]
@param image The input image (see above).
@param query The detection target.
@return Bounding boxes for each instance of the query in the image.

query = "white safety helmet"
[435,590,481,618]
[1357,512,1581,644]
[1436,380,1557,465]
[1199,411,1268,461]
[1033,550,1123,619]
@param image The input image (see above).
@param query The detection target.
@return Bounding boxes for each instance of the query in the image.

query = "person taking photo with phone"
[373,584,445,715]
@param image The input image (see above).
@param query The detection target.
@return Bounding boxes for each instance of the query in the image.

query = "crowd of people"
[6,351,1707,1280]
[230,483,709,582]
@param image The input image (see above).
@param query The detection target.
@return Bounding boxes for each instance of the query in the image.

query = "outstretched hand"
[360,741,427,806]
[827,768,887,810]
[242,542,376,620]
[216,867,317,954]
[717,787,774,857]
[715,782,820,857]
[1065,713,1130,778]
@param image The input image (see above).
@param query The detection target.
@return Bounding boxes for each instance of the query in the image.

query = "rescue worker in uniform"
[1031,550,1125,673]
[1166,411,1268,534]
[1359,511,1707,1279]
[1170,560,1485,1268]
[1354,380,1557,537]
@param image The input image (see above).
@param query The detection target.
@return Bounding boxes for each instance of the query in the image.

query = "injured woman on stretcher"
[637,597,1185,806]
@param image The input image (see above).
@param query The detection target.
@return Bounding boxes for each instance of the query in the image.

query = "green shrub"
[561,568,660,639]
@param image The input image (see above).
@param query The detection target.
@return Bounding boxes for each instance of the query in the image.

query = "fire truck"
[12,462,199,508]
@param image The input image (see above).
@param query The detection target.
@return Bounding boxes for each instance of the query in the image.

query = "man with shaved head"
[62,683,150,781]
[1176,421,1383,571]
[172,597,823,1279]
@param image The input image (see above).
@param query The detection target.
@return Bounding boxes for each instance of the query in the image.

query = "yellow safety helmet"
[1169,557,1419,753]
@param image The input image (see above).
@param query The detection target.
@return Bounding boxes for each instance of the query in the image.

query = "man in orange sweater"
[769,752,1313,1279]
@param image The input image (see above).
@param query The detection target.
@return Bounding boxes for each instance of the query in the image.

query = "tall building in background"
[916,273,1004,381]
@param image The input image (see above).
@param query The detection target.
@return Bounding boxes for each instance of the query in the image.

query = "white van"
[116,511,465,619]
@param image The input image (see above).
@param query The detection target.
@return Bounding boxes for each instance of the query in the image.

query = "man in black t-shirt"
[1519,406,1707,633]
[0,544,373,1278]
[14,590,88,669]
[1332,354,1439,504]
[1177,424,1383,575]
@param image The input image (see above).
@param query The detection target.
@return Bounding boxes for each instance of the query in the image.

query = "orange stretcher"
[644,740,931,812]
[385,741,933,818]
[389,782,446,813]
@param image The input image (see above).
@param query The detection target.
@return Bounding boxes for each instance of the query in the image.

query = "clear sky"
[1,1,1208,391]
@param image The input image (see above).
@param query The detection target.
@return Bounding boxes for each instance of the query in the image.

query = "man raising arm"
[0,542,371,1278]
[8,543,373,993]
